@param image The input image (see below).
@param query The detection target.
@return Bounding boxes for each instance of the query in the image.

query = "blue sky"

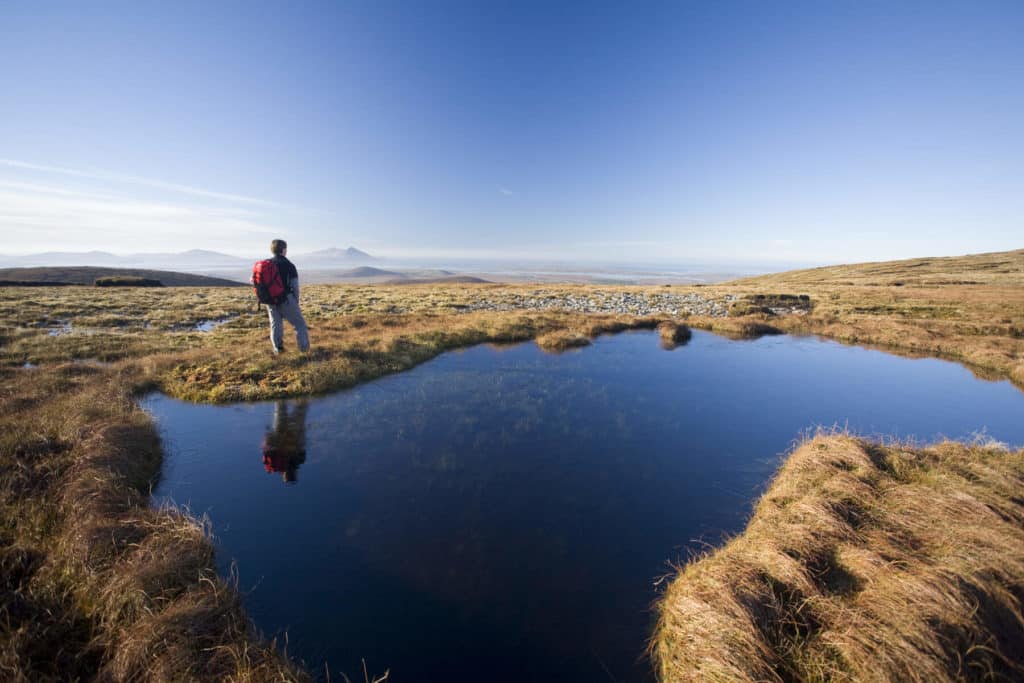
[1,1,1021,264]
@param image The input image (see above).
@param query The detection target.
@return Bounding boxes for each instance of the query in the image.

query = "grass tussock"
[688,316,784,339]
[0,364,308,682]
[535,329,592,351]
[657,322,693,347]
[652,433,1024,682]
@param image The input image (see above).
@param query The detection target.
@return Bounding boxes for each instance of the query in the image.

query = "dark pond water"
[143,330,1024,682]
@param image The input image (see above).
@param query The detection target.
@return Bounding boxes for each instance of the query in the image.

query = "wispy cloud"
[0,162,286,253]
[498,187,514,196]
[0,158,279,207]
[0,187,277,233]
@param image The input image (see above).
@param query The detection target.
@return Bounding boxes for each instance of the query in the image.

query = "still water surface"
[143,330,1024,682]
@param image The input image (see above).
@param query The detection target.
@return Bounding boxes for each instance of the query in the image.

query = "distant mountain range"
[298,266,490,284]
[0,247,375,269]
[300,247,375,264]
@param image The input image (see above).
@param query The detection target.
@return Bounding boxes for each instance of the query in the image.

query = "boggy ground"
[1,248,1022,680]
[0,362,307,682]
[0,289,675,681]
[4,247,1022,394]
[711,248,1024,388]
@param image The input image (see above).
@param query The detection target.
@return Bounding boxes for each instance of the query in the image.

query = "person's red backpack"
[252,259,287,305]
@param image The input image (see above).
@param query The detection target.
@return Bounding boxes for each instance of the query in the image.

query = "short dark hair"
[271,239,287,255]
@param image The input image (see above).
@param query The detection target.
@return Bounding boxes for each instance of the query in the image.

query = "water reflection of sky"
[144,330,1024,682]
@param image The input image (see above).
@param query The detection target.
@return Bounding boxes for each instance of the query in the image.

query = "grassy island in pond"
[1,249,1023,681]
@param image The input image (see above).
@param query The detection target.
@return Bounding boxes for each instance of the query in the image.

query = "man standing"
[260,239,310,354]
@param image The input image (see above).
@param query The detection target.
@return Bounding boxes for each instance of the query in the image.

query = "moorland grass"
[1,248,1023,680]
[0,363,308,682]
[147,311,666,402]
[701,248,1024,387]
[4,248,1020,392]
[0,292,674,680]
[651,433,1024,682]
[657,321,693,347]
[535,329,593,351]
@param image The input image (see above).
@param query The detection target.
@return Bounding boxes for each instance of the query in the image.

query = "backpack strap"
[274,256,295,294]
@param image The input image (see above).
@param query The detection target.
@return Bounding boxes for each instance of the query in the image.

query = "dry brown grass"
[0,290,675,680]
[4,248,1021,391]
[535,329,593,351]
[0,285,679,387]
[533,316,661,352]
[657,321,693,348]
[729,249,1024,288]
[701,248,1024,387]
[652,433,1024,682]
[0,364,308,682]
[7,249,1020,392]
[2,248,1023,680]
[146,311,668,402]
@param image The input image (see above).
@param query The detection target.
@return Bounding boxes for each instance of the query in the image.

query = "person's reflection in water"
[261,401,309,484]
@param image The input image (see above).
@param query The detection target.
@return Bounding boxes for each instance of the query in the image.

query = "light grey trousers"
[267,294,310,352]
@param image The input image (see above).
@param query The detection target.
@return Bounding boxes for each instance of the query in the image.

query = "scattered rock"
[456,292,741,317]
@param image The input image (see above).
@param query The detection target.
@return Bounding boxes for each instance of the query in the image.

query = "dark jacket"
[271,255,299,295]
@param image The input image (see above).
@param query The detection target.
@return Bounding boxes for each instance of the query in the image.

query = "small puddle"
[18,359,110,370]
[193,316,238,332]
[71,359,113,368]
[43,321,72,336]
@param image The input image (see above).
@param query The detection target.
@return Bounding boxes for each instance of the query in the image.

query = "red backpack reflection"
[262,439,290,474]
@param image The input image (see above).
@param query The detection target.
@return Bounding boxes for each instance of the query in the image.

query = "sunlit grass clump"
[652,433,1024,682]
[535,329,592,351]
[657,321,692,347]
[0,363,309,681]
